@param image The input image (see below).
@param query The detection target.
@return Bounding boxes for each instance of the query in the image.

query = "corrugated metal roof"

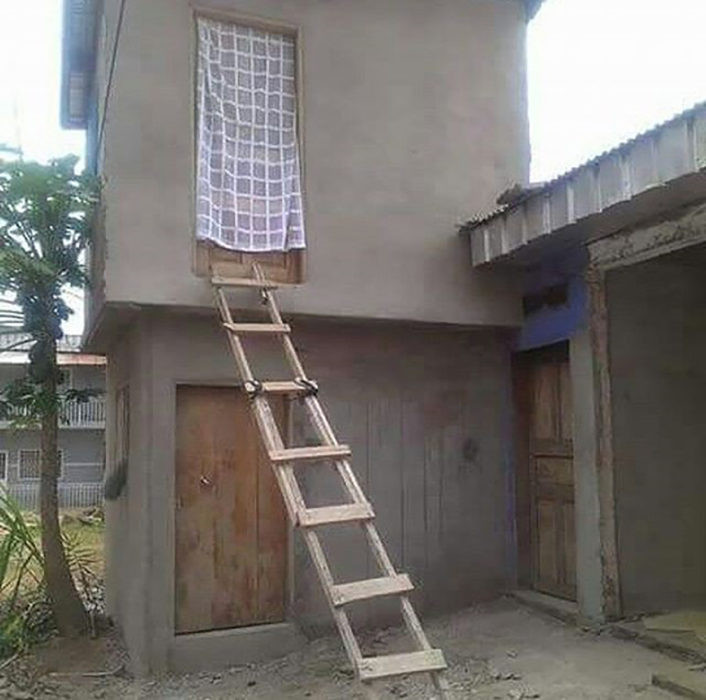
[463,99,706,232]
[465,99,706,267]
[60,0,98,129]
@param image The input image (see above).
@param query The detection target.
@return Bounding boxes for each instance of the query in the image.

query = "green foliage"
[0,491,103,657]
[0,490,45,656]
[0,377,103,428]
[0,155,99,417]
[0,490,43,600]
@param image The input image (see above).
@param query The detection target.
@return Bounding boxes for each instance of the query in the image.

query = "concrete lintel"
[168,623,306,673]
[589,202,706,270]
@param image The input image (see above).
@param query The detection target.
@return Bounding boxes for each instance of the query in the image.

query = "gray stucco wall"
[92,0,528,333]
[104,310,514,673]
[607,253,706,614]
[104,320,153,674]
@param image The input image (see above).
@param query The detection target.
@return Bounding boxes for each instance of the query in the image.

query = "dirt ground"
[1,598,696,699]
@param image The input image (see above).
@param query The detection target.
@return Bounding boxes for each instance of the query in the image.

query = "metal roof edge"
[464,99,706,233]
[60,0,99,130]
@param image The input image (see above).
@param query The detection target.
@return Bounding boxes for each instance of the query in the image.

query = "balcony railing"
[60,397,106,427]
[0,396,106,429]
[5,481,103,511]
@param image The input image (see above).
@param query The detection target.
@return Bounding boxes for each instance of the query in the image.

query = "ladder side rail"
[251,266,371,510]
[253,264,308,379]
[216,286,307,523]
[217,276,371,690]
[304,396,369,504]
[215,288,257,383]
[251,396,306,523]
[224,270,449,699]
[250,266,370,509]
[250,268,440,643]
[301,528,365,667]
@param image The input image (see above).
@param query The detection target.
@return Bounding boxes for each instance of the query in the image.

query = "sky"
[528,0,706,182]
[1,0,706,332]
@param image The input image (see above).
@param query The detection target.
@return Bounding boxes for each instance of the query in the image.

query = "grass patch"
[0,496,105,658]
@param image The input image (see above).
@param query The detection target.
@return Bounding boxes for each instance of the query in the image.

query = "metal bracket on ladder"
[212,265,451,699]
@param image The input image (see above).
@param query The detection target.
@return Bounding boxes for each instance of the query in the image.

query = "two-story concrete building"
[0,332,106,509]
[62,0,543,676]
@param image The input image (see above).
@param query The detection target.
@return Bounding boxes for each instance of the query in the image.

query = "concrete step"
[653,669,706,698]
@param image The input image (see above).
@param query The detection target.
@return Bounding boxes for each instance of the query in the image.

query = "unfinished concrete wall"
[87,0,527,335]
[104,310,513,672]
[607,251,706,614]
[103,319,156,675]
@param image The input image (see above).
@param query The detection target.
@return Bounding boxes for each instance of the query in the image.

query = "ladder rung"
[269,445,352,464]
[224,322,291,335]
[357,649,447,682]
[260,381,312,395]
[212,275,281,290]
[298,503,374,528]
[331,574,414,607]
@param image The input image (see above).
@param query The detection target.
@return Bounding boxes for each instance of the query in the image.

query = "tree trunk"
[39,338,88,636]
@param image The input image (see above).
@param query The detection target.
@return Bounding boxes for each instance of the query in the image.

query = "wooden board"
[196,241,303,283]
[522,346,577,601]
[175,385,287,634]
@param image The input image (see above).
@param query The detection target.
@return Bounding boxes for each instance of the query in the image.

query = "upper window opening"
[195,18,306,254]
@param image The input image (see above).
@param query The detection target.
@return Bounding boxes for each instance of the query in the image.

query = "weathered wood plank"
[224,322,291,335]
[357,650,447,681]
[175,386,287,633]
[269,444,351,464]
[331,574,414,607]
[299,503,375,528]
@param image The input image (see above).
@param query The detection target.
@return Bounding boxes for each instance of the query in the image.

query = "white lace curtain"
[196,18,306,252]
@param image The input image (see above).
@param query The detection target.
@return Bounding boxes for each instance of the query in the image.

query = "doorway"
[515,344,576,601]
[174,385,288,634]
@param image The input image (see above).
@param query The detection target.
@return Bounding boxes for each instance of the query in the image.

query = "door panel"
[536,500,559,585]
[526,348,576,601]
[175,386,287,634]
[531,363,558,440]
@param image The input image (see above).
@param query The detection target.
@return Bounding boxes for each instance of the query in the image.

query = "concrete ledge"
[612,620,706,665]
[510,590,578,625]
[168,622,306,673]
[653,670,706,698]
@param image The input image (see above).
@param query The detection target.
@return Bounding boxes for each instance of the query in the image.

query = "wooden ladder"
[212,265,451,700]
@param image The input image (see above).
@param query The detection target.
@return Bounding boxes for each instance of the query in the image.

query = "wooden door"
[175,386,287,634]
[526,347,576,600]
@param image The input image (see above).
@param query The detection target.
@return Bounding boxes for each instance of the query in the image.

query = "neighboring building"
[0,333,106,509]
[463,101,706,621]
[62,0,543,676]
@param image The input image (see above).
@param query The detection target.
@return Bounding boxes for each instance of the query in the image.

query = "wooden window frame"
[190,4,307,284]
[18,449,64,482]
